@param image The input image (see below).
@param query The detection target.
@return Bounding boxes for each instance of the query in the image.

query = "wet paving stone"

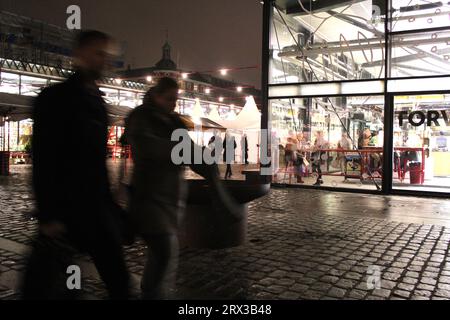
[1,164,450,300]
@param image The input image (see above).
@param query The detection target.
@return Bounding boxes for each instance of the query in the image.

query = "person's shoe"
[296,177,304,183]
[313,181,321,186]
[319,179,324,184]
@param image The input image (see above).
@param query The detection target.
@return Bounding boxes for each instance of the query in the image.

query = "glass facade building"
[263,0,450,195]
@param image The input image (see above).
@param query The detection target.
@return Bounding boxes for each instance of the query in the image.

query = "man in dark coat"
[22,30,129,300]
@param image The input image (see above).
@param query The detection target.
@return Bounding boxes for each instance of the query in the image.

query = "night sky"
[0,0,263,88]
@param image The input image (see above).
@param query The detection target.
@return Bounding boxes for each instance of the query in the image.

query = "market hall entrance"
[391,93,450,194]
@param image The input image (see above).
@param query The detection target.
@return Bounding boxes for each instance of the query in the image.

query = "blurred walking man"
[22,30,129,300]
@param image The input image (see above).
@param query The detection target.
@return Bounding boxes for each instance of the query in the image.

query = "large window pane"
[390,0,450,32]
[269,95,384,191]
[390,30,450,78]
[393,94,450,192]
[20,75,48,96]
[0,72,20,94]
[270,0,385,84]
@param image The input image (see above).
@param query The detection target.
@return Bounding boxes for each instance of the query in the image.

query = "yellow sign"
[395,95,445,103]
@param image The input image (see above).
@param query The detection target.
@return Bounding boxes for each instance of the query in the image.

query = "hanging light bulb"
[146,76,153,82]
[205,88,211,94]
[219,97,224,102]
[220,69,228,76]
[182,73,188,79]
[237,86,243,92]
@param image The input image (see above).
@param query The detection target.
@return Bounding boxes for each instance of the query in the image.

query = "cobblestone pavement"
[1,163,450,300]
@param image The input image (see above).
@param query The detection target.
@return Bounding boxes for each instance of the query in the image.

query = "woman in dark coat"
[126,78,238,299]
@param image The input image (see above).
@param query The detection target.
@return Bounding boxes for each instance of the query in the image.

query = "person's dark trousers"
[22,224,129,300]
[316,165,322,179]
[84,225,130,300]
[394,152,400,171]
[312,152,324,184]
[225,164,232,179]
[141,234,179,300]
[312,161,322,184]
[22,233,78,300]
[313,164,322,178]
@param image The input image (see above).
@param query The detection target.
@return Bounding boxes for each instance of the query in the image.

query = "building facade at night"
[119,40,261,119]
[0,11,146,156]
[0,10,261,160]
[262,0,450,196]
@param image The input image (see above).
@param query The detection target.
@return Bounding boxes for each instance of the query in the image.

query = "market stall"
[210,96,261,164]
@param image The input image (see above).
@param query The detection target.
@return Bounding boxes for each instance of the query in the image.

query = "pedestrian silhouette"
[241,133,249,165]
[22,30,129,300]
[223,133,237,179]
[126,77,239,299]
